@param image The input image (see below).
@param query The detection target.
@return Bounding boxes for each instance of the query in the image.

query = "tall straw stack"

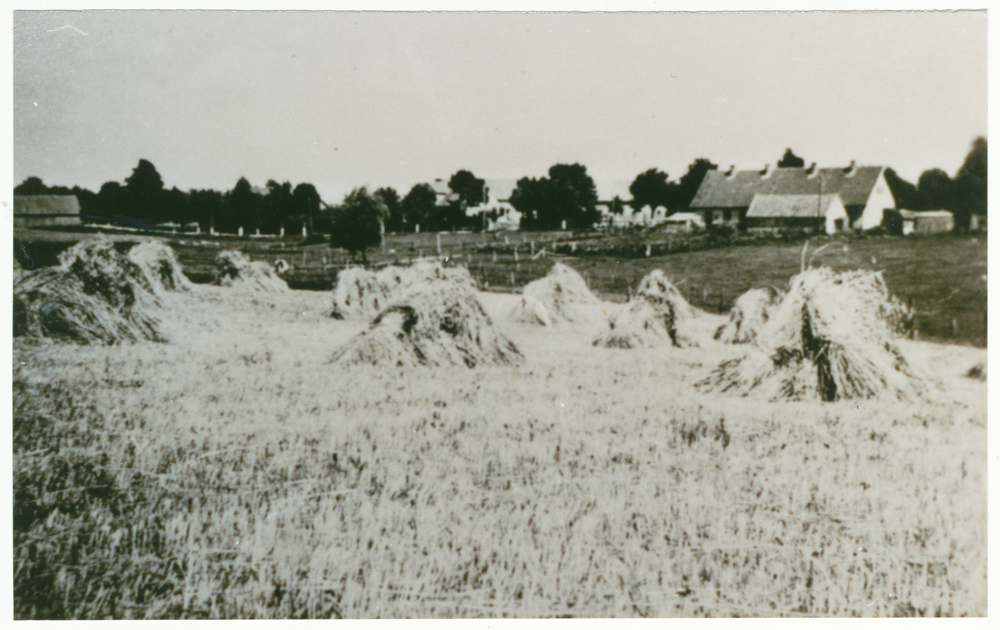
[698,267,925,402]
[14,239,163,344]
[522,262,601,325]
[714,286,784,344]
[213,250,288,292]
[331,261,476,321]
[127,240,193,294]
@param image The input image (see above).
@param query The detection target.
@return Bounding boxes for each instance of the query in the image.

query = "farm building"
[662,211,706,232]
[884,209,955,235]
[690,162,896,231]
[746,193,848,235]
[14,195,82,228]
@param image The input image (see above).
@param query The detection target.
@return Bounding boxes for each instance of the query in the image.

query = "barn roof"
[14,195,81,216]
[898,209,953,219]
[691,165,884,209]
[747,193,843,219]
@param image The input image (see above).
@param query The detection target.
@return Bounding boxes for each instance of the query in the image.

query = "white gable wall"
[856,169,896,230]
[824,196,849,235]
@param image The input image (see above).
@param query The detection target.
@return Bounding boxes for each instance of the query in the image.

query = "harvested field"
[11,279,986,619]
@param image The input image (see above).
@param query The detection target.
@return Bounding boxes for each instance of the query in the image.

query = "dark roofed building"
[14,195,82,228]
[690,162,896,230]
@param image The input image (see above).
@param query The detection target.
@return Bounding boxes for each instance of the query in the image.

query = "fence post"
[514,246,519,262]
[510,271,515,288]
[436,233,442,256]
[952,317,959,338]
[492,251,497,263]
[530,241,535,255]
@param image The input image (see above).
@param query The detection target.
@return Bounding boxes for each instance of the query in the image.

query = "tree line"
[15,137,987,249]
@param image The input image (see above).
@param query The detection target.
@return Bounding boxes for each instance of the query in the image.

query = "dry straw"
[522,262,600,324]
[699,267,925,402]
[714,286,785,344]
[213,249,288,292]
[332,279,523,369]
[126,240,193,294]
[593,270,713,349]
[13,238,163,344]
[503,294,552,327]
[331,260,476,321]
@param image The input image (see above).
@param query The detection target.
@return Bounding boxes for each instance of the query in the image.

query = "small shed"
[14,195,82,228]
[746,193,848,235]
[897,209,954,235]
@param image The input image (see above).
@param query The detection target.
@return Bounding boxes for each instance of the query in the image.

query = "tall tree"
[883,168,921,210]
[675,158,718,210]
[916,168,954,211]
[448,170,486,208]
[628,168,673,212]
[96,182,126,220]
[512,164,598,231]
[189,189,224,233]
[224,177,261,233]
[328,187,388,263]
[401,184,437,233]
[264,180,294,234]
[124,159,165,222]
[293,183,321,233]
[777,149,805,168]
[14,177,49,195]
[375,187,403,233]
[953,136,987,231]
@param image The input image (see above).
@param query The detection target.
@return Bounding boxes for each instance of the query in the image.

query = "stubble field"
[12,282,987,618]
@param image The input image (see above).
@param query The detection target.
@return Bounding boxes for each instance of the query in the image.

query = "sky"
[12,10,988,204]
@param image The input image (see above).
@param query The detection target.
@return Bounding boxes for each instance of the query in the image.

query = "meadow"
[12,280,987,618]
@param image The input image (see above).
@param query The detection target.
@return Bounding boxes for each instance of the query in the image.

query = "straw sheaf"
[331,261,476,322]
[714,286,784,344]
[127,240,193,294]
[332,281,523,369]
[522,262,600,325]
[14,239,163,344]
[213,250,288,292]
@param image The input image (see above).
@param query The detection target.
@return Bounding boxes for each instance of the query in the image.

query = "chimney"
[806,162,819,177]
[760,163,771,178]
[843,160,857,176]
[725,165,735,177]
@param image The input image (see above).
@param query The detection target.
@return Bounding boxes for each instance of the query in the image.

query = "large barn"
[14,195,82,228]
[690,162,896,231]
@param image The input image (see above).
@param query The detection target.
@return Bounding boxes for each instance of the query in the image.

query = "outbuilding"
[14,195,82,228]
[746,193,848,235]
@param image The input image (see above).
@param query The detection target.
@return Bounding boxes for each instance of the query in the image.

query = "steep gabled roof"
[691,165,884,209]
[747,193,843,219]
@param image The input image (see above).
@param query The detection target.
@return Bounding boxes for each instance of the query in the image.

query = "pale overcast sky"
[13,10,987,203]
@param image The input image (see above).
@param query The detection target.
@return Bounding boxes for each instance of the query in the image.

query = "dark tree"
[328,187,388,263]
[777,149,805,168]
[402,184,437,233]
[512,164,599,231]
[675,158,718,210]
[609,196,627,215]
[14,176,49,195]
[916,168,954,211]
[375,187,403,233]
[953,136,987,231]
[189,189,224,233]
[96,182,127,220]
[224,177,261,233]
[883,168,922,210]
[264,180,294,234]
[448,170,486,208]
[124,159,165,222]
[162,187,191,226]
[628,168,673,212]
[293,183,321,233]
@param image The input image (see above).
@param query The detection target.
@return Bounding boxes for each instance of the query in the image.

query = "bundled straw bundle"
[332,281,524,368]
[698,267,925,402]
[714,286,784,344]
[127,240,192,294]
[593,270,717,349]
[331,261,476,321]
[213,250,288,292]
[13,239,162,344]
[504,294,552,326]
[522,262,600,324]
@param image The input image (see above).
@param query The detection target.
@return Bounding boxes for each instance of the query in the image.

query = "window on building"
[723,210,732,221]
